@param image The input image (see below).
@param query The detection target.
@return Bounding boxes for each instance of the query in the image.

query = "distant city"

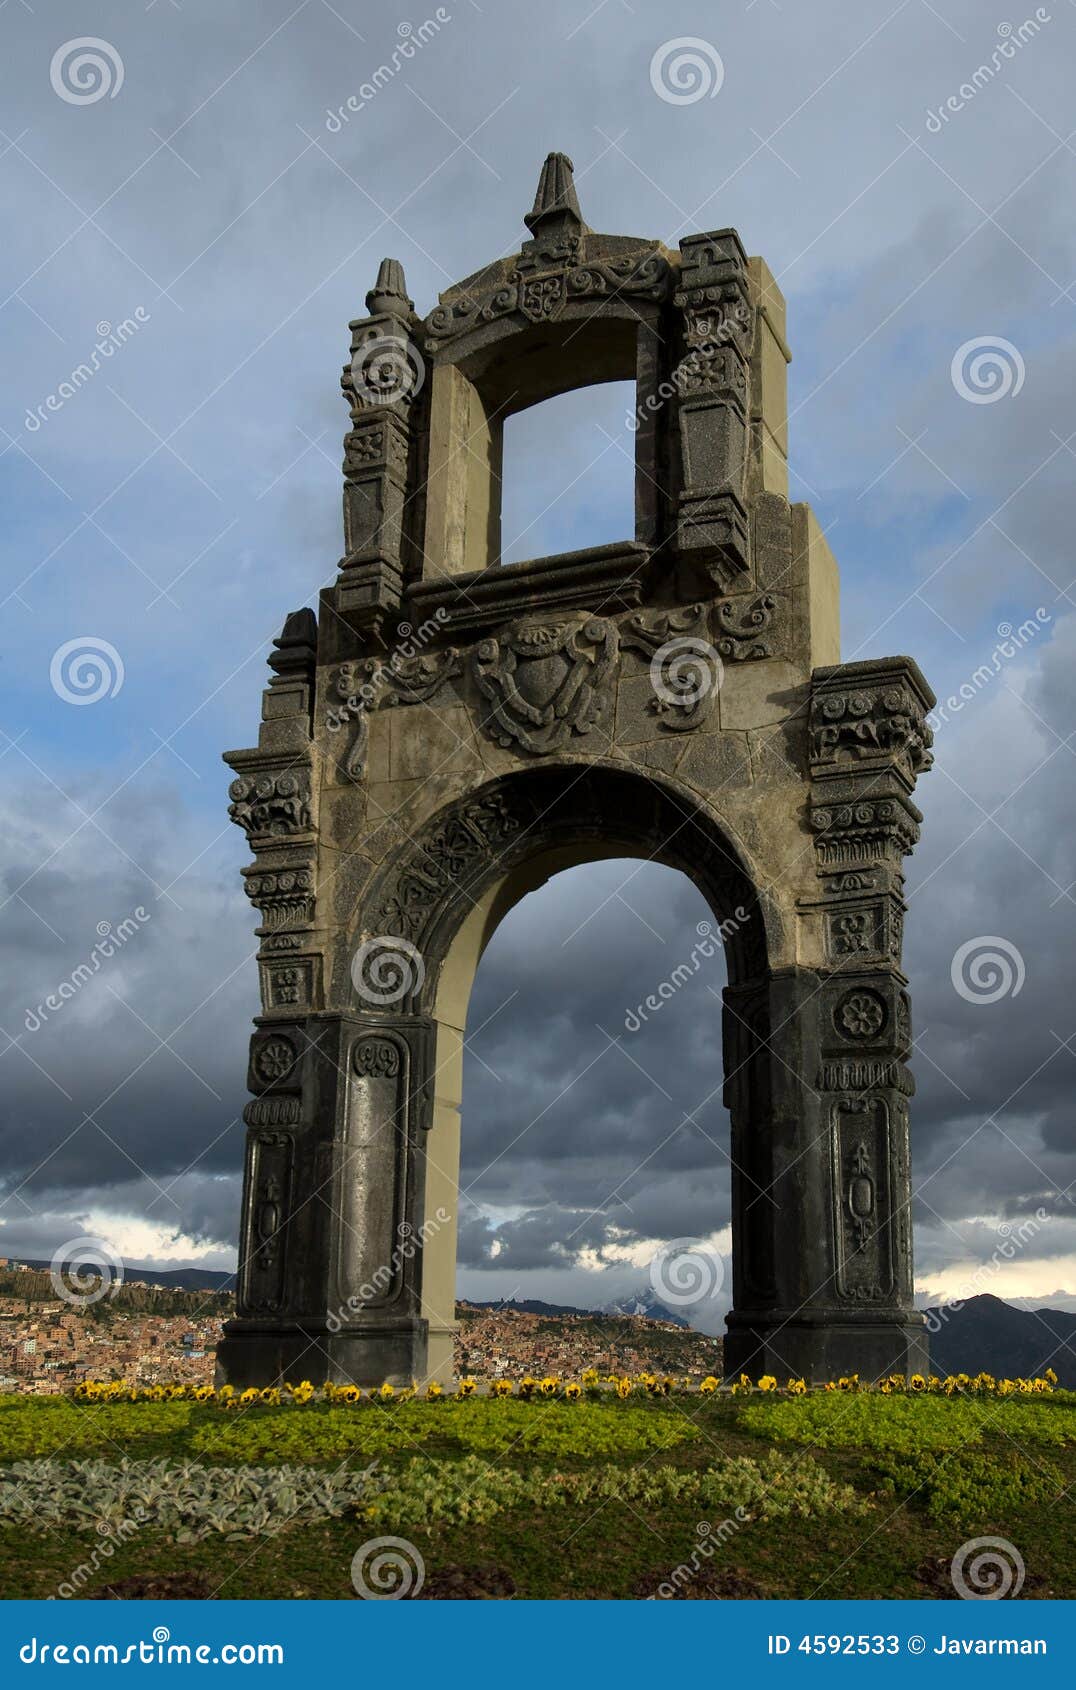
[0,1257,718,1392]
[4,1254,1076,1390]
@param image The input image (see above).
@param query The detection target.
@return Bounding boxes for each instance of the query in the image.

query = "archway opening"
[498,381,637,565]
[455,858,732,1360]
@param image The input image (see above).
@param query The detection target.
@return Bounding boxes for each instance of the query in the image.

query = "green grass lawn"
[1,1392,1073,1599]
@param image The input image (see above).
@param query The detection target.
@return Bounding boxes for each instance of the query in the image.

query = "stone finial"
[365,257,413,318]
[268,606,317,675]
[524,152,583,233]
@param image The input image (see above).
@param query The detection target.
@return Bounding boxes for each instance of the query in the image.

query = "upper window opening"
[498,382,637,567]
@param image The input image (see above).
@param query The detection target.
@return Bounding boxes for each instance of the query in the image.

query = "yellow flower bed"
[69,1366,1060,1407]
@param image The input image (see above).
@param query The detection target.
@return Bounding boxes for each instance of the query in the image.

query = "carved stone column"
[672,230,753,592]
[217,1011,437,1388]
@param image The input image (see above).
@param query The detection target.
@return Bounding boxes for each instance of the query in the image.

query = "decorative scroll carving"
[620,603,717,731]
[810,800,920,871]
[329,650,463,783]
[425,251,669,345]
[474,615,618,753]
[716,593,776,661]
[228,770,312,840]
[354,1037,402,1078]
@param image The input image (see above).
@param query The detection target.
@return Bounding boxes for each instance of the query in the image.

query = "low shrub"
[191,1397,699,1465]
[0,1400,193,1461]
[0,1456,378,1543]
[872,1449,1067,1524]
[367,1450,869,1529]
[738,1393,1076,1454]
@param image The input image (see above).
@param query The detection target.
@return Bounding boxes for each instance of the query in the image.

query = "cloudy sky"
[2,0,1075,1333]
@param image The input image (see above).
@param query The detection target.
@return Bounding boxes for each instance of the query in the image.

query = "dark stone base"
[215,1318,428,1390]
[723,1310,929,1384]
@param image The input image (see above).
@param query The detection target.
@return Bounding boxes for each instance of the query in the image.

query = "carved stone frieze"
[228,768,313,841]
[243,866,314,930]
[811,686,933,776]
[424,250,670,346]
[372,792,529,943]
[242,1096,302,1128]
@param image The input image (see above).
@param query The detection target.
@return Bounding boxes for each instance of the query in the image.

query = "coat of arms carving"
[473,615,618,753]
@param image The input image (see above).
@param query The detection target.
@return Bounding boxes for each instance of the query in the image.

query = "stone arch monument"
[219,154,934,1388]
